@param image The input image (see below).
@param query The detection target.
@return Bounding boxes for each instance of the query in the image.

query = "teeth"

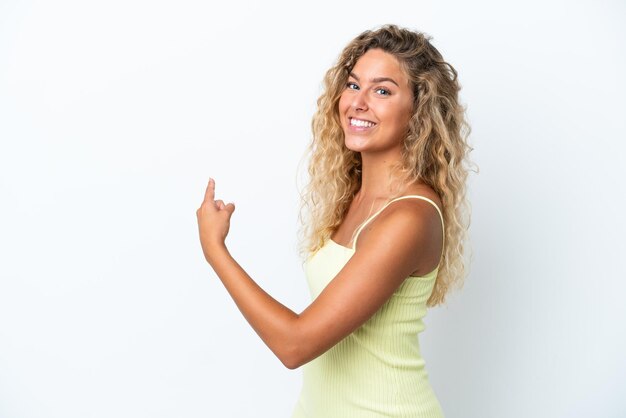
[350,118,375,128]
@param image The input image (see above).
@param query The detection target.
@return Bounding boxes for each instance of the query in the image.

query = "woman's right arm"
[199,180,441,369]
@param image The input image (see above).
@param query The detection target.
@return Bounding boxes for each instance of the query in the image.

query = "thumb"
[224,202,235,215]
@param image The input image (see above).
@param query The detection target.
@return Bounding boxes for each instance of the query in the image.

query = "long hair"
[297,24,474,307]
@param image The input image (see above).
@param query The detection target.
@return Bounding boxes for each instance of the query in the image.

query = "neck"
[355,149,404,202]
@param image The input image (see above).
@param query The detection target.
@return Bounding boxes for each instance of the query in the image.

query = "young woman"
[197,24,472,418]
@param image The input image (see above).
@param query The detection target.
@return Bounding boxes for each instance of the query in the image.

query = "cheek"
[388,108,413,136]
[338,94,350,114]
[398,103,414,130]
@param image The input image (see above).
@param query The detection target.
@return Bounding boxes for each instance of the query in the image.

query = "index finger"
[203,177,215,203]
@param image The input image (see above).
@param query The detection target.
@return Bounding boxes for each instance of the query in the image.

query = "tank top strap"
[352,195,445,250]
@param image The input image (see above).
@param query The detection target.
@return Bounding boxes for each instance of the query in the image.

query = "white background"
[1,1,625,417]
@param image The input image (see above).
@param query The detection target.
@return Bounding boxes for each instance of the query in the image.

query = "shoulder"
[364,182,443,241]
[354,192,444,275]
[402,182,443,212]
[362,197,442,246]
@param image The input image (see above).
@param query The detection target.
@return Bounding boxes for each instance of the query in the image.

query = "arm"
[196,179,442,369]
[204,243,301,368]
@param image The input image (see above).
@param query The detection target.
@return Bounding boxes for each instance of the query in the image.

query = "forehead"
[350,48,409,86]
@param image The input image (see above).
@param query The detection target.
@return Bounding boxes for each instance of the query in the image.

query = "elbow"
[278,325,307,369]
[282,357,301,370]
[276,314,312,369]
[279,344,305,370]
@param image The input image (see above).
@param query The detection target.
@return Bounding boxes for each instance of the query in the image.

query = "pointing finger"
[203,178,215,203]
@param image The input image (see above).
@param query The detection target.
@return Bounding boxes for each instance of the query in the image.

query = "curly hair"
[297,24,474,307]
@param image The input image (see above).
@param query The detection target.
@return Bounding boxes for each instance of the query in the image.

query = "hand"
[196,178,235,262]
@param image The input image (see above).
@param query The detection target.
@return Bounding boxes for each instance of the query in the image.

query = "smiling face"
[338,48,415,155]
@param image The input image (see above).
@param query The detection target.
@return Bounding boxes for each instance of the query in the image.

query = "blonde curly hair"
[297,24,474,307]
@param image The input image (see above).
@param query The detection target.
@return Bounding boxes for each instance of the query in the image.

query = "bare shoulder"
[403,182,443,212]
[356,186,444,276]
[359,197,442,246]
[361,182,443,241]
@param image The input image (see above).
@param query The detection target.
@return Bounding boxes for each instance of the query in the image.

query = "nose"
[351,89,368,112]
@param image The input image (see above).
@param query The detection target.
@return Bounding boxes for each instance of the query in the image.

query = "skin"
[196,48,443,370]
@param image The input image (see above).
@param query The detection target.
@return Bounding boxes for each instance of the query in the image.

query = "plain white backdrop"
[1,0,625,417]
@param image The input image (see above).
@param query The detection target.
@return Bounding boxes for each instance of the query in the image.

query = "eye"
[346,81,359,90]
[375,87,391,96]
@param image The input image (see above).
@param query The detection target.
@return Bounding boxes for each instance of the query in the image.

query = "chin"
[344,136,368,153]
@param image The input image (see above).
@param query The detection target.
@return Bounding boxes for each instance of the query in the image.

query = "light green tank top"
[291,195,445,418]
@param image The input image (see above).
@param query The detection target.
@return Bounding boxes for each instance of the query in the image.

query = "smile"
[349,117,376,128]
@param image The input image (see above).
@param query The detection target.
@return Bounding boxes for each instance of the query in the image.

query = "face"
[338,48,414,155]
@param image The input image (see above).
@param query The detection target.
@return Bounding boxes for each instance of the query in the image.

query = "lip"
[347,116,377,133]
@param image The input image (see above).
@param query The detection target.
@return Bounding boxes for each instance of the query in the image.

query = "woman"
[197,24,472,418]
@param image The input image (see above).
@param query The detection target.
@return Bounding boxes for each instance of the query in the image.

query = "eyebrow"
[349,72,400,87]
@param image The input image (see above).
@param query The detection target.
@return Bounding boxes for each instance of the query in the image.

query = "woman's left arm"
[196,178,300,368]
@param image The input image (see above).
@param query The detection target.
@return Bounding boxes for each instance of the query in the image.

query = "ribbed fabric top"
[291,196,445,418]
